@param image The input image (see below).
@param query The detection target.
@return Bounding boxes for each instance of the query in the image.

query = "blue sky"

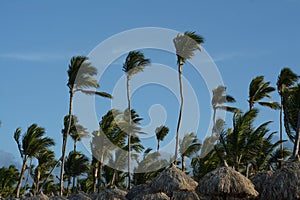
[0,0,300,167]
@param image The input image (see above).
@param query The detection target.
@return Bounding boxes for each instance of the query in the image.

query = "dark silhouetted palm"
[60,56,112,195]
[248,76,280,110]
[14,124,55,198]
[179,132,201,171]
[173,31,204,162]
[122,51,150,189]
[0,165,19,197]
[155,125,169,151]
[277,68,299,158]
[64,151,89,194]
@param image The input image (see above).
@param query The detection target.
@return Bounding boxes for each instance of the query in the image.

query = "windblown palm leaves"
[173,31,204,164]
[155,125,169,151]
[179,132,201,171]
[248,76,280,110]
[13,124,55,198]
[0,165,19,197]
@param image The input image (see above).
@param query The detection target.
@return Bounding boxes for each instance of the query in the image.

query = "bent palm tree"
[60,56,112,195]
[248,76,280,110]
[179,132,201,171]
[173,31,204,162]
[122,51,150,189]
[14,124,55,198]
[211,85,237,126]
[155,125,169,151]
[277,68,299,158]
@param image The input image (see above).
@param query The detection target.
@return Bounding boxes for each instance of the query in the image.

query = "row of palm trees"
[5,30,300,198]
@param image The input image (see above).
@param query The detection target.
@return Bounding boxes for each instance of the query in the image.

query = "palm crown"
[122,51,151,78]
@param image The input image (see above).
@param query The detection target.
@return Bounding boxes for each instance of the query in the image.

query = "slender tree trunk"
[111,170,117,186]
[60,89,74,196]
[74,141,77,152]
[38,157,62,193]
[92,162,98,193]
[293,110,300,158]
[35,169,41,195]
[72,176,76,193]
[126,76,132,189]
[279,96,283,168]
[24,158,32,192]
[66,178,71,196]
[213,108,216,126]
[175,62,184,163]
[157,140,160,151]
[181,156,185,171]
[97,154,103,193]
[16,158,27,198]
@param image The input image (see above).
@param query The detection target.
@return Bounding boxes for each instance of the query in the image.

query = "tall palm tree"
[179,132,201,171]
[277,68,299,158]
[155,125,169,151]
[248,76,280,110]
[13,124,55,198]
[64,151,89,194]
[122,51,150,189]
[173,31,204,162]
[211,85,237,125]
[60,56,112,195]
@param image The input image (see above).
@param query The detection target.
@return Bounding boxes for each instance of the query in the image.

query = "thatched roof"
[250,170,273,194]
[132,192,169,200]
[126,184,152,200]
[260,160,300,200]
[26,193,49,200]
[68,191,91,200]
[150,164,198,196]
[172,191,200,200]
[91,187,127,200]
[196,166,258,199]
[49,196,68,200]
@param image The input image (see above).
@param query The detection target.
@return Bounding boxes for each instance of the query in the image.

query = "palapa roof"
[132,192,170,200]
[260,160,300,200]
[91,187,127,200]
[250,170,273,194]
[172,191,200,200]
[196,166,258,199]
[126,184,152,200]
[149,164,198,196]
[68,191,91,200]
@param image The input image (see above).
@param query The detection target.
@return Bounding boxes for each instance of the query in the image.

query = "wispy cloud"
[212,50,270,63]
[0,52,71,62]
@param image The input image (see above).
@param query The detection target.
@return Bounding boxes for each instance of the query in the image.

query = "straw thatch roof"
[132,192,170,200]
[126,184,152,200]
[150,164,198,197]
[68,191,91,200]
[172,191,200,200]
[26,193,49,200]
[91,187,127,200]
[250,170,273,194]
[260,160,300,200]
[49,196,68,200]
[196,166,258,199]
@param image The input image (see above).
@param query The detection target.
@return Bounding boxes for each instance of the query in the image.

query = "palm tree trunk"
[24,158,32,191]
[157,140,160,151]
[175,62,184,163]
[181,156,185,171]
[293,110,300,158]
[66,178,71,196]
[35,169,41,195]
[279,96,283,168]
[213,108,217,127]
[74,140,77,152]
[97,154,103,193]
[126,76,132,189]
[16,158,27,198]
[92,162,98,193]
[72,176,76,193]
[60,89,74,196]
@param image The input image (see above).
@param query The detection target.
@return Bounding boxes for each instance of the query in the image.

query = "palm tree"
[155,125,169,151]
[13,124,55,198]
[277,68,299,159]
[64,151,89,194]
[32,149,56,195]
[179,132,201,171]
[248,76,280,110]
[60,56,112,195]
[0,165,19,198]
[211,85,237,125]
[62,115,89,152]
[122,51,150,189]
[173,31,204,162]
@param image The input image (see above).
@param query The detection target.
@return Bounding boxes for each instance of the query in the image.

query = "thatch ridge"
[196,166,258,199]
[132,192,169,200]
